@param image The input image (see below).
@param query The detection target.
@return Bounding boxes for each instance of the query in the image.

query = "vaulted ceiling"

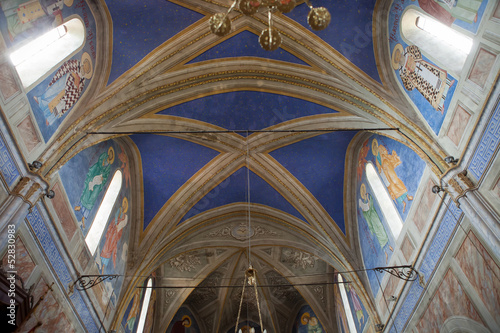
[35,0,452,332]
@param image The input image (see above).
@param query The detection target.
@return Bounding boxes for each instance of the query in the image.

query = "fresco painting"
[166,307,201,333]
[357,134,425,296]
[0,0,98,141]
[416,269,484,332]
[121,287,144,333]
[292,305,325,333]
[345,284,369,333]
[386,0,493,134]
[455,231,500,317]
[59,140,131,306]
[334,284,349,333]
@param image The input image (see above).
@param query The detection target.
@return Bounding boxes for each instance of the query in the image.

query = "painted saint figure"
[99,197,128,271]
[0,0,66,42]
[74,146,115,228]
[172,315,191,333]
[300,312,323,333]
[392,43,454,113]
[418,0,482,26]
[346,284,365,327]
[359,183,388,249]
[33,52,93,125]
[125,289,142,333]
[372,138,413,212]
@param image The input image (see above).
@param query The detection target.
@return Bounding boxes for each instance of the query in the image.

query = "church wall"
[0,102,130,331]
[388,0,500,150]
[384,83,500,332]
[0,0,97,156]
[355,133,428,322]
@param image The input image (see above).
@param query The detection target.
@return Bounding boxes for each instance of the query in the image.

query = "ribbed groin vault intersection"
[0,0,499,332]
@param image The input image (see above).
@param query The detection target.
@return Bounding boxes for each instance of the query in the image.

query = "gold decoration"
[307,7,331,31]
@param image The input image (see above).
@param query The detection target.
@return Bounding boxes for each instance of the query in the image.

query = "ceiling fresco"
[14,0,489,330]
[105,0,380,84]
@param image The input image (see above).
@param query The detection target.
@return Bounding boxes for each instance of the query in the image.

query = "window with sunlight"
[85,170,122,255]
[401,8,473,74]
[11,18,85,88]
[338,274,358,333]
[365,163,403,240]
[136,278,153,333]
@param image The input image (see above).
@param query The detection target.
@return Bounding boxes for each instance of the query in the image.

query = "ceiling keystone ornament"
[209,0,331,50]
[169,252,202,272]
[231,223,256,240]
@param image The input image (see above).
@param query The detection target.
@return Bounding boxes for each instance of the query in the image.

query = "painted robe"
[399,45,452,112]
[100,210,127,269]
[419,0,482,25]
[37,59,85,125]
[376,145,409,204]
[80,151,110,211]
[359,194,388,248]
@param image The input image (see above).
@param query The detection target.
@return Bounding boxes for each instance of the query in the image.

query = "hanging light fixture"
[209,0,331,51]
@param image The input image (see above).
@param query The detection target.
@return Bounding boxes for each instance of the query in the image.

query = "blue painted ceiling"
[103,0,381,235]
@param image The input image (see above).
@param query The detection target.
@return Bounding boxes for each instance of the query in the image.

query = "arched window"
[401,8,472,75]
[136,278,153,333]
[10,17,85,88]
[365,163,403,240]
[338,274,357,333]
[85,170,122,255]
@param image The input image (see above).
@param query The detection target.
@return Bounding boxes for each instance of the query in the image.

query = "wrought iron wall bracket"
[373,265,419,281]
[74,275,119,290]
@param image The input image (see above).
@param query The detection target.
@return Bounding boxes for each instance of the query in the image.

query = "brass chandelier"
[209,0,331,51]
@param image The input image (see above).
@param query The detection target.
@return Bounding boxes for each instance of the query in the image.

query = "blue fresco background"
[0,0,98,142]
[292,304,325,333]
[59,139,132,307]
[357,134,425,296]
[386,0,491,134]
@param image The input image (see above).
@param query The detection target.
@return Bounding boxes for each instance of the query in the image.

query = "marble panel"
[2,237,36,285]
[401,235,415,262]
[413,179,437,233]
[468,48,496,88]
[51,182,77,240]
[0,62,20,102]
[416,269,483,332]
[455,231,500,319]
[17,115,41,153]
[447,105,471,147]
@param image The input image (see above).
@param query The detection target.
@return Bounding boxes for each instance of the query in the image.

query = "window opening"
[85,170,122,255]
[136,278,153,333]
[400,8,472,74]
[415,16,472,54]
[10,18,85,88]
[365,163,403,240]
[338,274,358,333]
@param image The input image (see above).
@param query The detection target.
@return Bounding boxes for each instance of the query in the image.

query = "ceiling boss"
[209,0,331,51]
